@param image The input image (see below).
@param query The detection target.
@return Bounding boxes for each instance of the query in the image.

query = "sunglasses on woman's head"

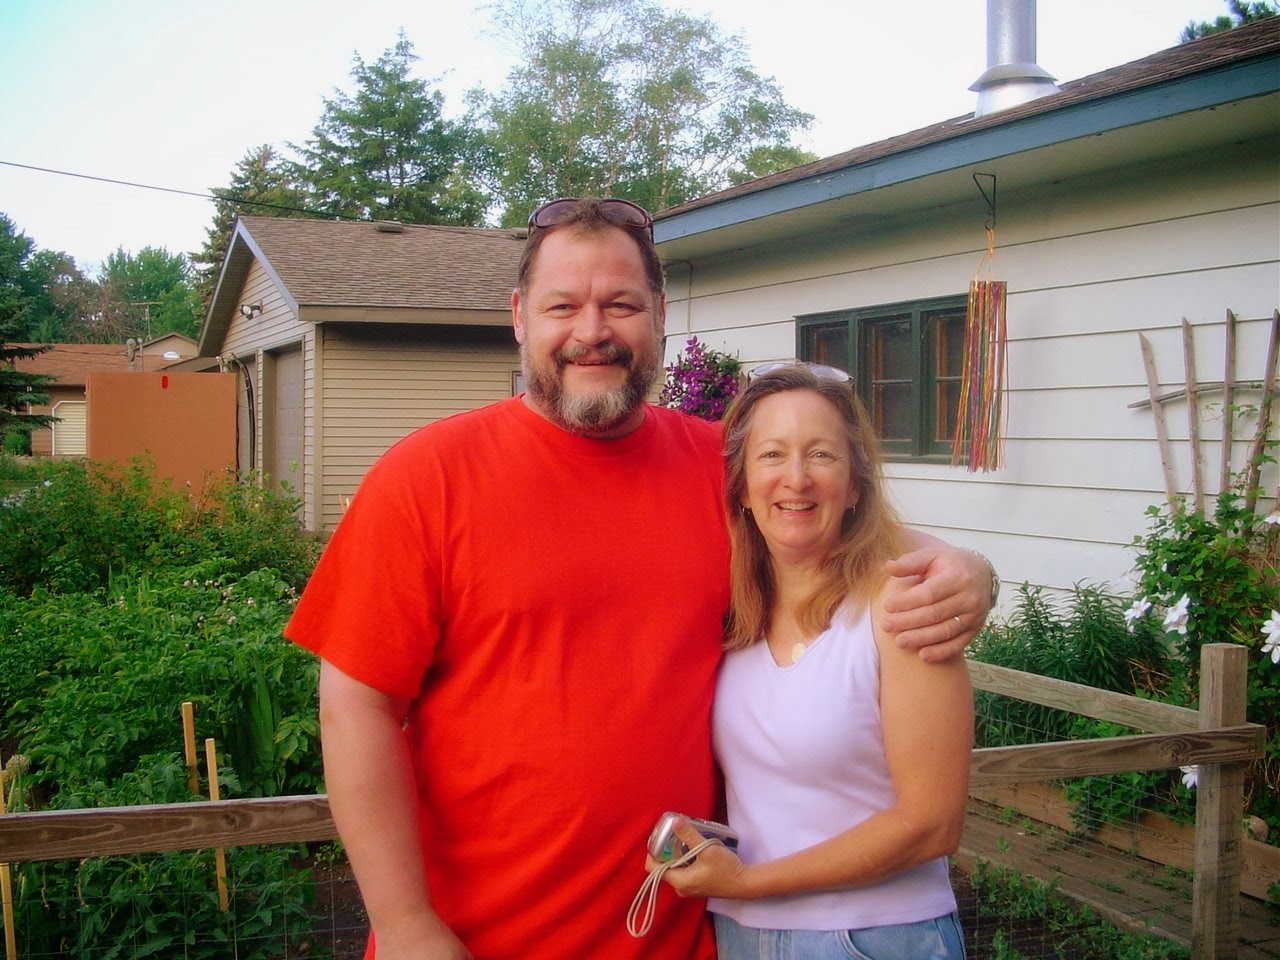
[747,361,852,384]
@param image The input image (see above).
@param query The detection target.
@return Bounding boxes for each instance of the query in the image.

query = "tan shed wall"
[316,325,520,531]
[219,260,317,524]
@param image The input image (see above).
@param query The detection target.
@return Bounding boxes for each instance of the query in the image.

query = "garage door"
[51,401,86,456]
[269,346,303,492]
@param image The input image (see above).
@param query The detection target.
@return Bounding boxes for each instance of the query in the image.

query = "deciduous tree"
[475,0,813,224]
[91,247,202,343]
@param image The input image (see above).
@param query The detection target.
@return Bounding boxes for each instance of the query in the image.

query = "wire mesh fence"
[5,846,367,959]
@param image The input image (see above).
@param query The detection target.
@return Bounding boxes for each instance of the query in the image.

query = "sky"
[0,0,1236,275]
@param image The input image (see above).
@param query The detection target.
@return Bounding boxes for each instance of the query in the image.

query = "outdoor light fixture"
[240,302,263,319]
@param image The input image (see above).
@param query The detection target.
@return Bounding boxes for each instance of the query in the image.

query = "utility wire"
[0,159,355,220]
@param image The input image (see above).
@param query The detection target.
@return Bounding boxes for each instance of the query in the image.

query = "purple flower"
[659,337,742,422]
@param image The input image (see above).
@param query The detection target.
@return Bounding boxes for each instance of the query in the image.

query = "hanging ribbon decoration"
[952,174,1008,472]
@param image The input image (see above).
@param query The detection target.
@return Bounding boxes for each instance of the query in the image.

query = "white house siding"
[317,325,520,531]
[663,149,1279,607]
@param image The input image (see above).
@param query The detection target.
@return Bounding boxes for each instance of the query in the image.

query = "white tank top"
[709,603,957,930]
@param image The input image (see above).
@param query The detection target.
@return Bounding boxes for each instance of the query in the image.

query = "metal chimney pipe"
[969,0,1060,117]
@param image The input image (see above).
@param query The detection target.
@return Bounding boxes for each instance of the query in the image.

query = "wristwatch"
[970,550,1001,608]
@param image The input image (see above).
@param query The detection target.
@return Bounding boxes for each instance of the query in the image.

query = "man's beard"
[521,338,661,437]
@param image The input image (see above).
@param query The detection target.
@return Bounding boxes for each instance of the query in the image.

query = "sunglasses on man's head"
[527,198,655,241]
[747,361,853,384]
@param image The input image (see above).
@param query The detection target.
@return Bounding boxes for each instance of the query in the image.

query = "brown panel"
[85,372,237,491]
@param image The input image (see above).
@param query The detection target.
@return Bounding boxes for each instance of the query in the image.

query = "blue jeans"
[713,911,966,960]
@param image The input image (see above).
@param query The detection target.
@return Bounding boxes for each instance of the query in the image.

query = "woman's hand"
[650,818,751,899]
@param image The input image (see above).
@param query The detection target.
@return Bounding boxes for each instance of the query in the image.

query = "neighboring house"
[12,335,197,456]
[189,216,525,532]
[653,19,1280,603]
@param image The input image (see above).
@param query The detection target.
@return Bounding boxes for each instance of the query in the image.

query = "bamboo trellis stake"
[1220,309,1236,493]
[1182,319,1205,513]
[1243,308,1280,514]
[0,753,16,960]
[1139,333,1178,504]
[204,739,230,912]
[182,701,199,796]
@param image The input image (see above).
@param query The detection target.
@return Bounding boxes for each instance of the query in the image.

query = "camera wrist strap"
[625,838,724,939]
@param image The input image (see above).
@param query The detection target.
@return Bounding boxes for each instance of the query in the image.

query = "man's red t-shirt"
[287,398,728,959]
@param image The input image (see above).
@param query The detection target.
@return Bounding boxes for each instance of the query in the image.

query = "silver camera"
[646,811,739,862]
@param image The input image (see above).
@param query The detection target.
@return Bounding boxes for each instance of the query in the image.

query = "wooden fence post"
[1192,643,1247,960]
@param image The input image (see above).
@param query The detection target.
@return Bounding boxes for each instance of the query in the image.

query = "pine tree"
[193,144,308,306]
[0,215,55,444]
[1181,0,1277,41]
[291,31,487,226]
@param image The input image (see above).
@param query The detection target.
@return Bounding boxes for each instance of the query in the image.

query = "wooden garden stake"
[1181,319,1204,513]
[1139,333,1178,504]
[182,701,199,796]
[1220,309,1236,493]
[0,752,16,960]
[204,739,230,912]
[1243,309,1280,513]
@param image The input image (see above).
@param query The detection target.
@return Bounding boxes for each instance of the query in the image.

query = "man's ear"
[511,289,526,345]
[654,292,666,339]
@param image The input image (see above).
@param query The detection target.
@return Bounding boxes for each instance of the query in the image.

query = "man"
[286,198,994,960]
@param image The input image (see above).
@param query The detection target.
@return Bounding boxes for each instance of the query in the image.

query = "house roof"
[200,217,526,355]
[654,17,1280,258]
[11,340,193,386]
[235,216,525,310]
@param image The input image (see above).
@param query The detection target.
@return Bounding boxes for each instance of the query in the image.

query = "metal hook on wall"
[972,172,997,232]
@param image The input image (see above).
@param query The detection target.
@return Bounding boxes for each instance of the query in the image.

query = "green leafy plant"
[1125,486,1280,836]
[967,860,1190,960]
[0,456,319,597]
[0,455,326,954]
[971,582,1169,750]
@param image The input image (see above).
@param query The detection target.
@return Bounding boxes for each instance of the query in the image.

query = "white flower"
[1124,598,1152,632]
[1180,765,1199,790]
[1263,512,1280,526]
[1261,610,1280,665]
[1111,571,1138,593]
[1162,594,1191,636]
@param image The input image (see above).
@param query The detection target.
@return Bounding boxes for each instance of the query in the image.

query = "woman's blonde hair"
[721,365,905,649]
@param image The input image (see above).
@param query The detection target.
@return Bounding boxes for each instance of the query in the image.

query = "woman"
[657,364,972,959]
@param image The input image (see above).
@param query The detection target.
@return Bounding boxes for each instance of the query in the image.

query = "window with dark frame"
[798,296,967,460]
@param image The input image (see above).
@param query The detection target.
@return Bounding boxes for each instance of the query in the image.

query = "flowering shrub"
[659,336,741,421]
[1124,488,1279,834]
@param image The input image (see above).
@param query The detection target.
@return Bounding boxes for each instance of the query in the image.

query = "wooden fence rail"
[967,643,1266,960]
[0,644,1267,959]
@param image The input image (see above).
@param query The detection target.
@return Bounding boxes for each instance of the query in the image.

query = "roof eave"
[197,218,299,357]
[654,53,1279,255]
